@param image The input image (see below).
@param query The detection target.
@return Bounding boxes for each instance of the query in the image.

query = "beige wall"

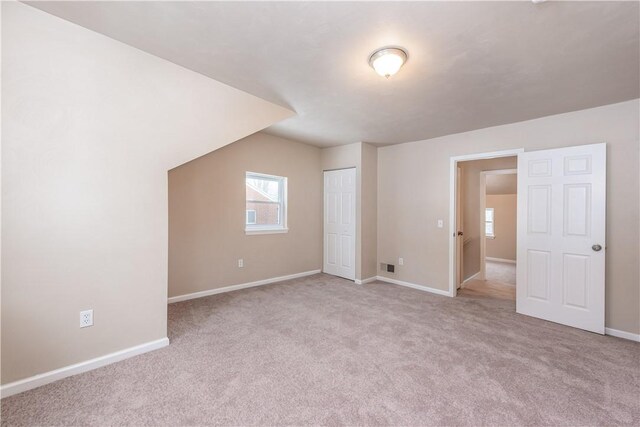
[378,100,640,334]
[1,3,292,385]
[169,133,322,297]
[320,142,377,281]
[486,174,517,195]
[459,157,517,279]
[486,195,517,261]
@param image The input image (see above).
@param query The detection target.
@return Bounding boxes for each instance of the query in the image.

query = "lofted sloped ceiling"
[27,1,640,147]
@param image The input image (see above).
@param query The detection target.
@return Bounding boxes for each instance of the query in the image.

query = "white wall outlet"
[80,309,93,328]
[437,219,444,228]
[238,258,244,268]
[399,257,404,266]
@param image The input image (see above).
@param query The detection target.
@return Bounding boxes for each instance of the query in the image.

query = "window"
[245,172,287,234]
[246,210,256,225]
[485,208,495,238]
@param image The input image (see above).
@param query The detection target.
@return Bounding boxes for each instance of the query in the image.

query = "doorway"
[453,157,519,300]
[479,169,518,296]
[449,149,523,296]
[323,168,356,280]
[449,144,607,334]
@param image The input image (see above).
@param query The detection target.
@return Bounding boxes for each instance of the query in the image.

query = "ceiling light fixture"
[368,47,408,79]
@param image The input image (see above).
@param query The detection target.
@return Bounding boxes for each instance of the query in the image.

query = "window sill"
[245,228,289,235]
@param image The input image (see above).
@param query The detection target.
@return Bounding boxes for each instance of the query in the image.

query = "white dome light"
[369,47,408,79]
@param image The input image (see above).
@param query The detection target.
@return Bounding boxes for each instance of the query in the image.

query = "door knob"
[457,231,464,236]
[592,244,602,252]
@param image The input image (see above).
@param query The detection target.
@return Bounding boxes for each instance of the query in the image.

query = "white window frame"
[246,209,257,225]
[245,171,288,235]
[485,207,495,239]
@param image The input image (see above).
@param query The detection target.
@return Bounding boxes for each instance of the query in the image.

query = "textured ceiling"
[27,1,640,147]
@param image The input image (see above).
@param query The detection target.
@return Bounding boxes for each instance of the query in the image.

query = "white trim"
[245,209,257,225]
[461,271,481,287]
[376,276,450,297]
[355,277,376,285]
[1,337,169,399]
[449,149,523,297]
[168,270,321,304]
[605,328,640,342]
[245,227,288,235]
[486,257,517,264]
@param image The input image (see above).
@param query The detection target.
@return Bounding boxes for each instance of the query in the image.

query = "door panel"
[528,185,551,234]
[327,233,337,266]
[563,253,589,309]
[526,250,550,301]
[341,235,351,267]
[323,168,356,280]
[564,184,590,237]
[517,143,606,334]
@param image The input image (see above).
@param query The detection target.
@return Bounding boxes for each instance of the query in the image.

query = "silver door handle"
[592,244,602,252]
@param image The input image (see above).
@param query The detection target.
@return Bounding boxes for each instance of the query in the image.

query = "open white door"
[323,168,356,280]
[517,143,606,334]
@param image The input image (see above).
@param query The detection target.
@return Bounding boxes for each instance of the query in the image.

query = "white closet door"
[517,143,606,334]
[323,168,356,280]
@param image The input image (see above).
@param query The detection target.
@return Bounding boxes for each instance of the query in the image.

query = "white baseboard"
[355,277,376,285]
[605,328,640,342]
[1,337,169,399]
[486,257,517,264]
[168,269,322,304]
[376,276,450,297]
[461,271,481,287]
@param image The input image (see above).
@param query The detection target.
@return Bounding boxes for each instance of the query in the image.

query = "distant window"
[485,208,495,238]
[246,210,257,225]
[245,172,287,234]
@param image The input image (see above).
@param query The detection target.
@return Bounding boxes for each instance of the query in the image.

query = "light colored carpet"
[2,273,639,426]
[485,259,517,285]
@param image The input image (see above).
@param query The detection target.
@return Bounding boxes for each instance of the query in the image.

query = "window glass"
[485,208,495,237]
[246,172,287,231]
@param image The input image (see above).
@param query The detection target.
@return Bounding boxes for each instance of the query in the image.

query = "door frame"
[479,168,518,281]
[448,148,524,297]
[455,166,463,289]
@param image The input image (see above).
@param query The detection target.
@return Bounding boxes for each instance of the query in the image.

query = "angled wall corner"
[1,2,293,385]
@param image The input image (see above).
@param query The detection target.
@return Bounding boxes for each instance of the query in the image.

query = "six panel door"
[323,168,356,281]
[516,143,606,334]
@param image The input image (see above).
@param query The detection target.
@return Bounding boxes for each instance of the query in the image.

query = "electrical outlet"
[437,219,444,228]
[80,309,93,328]
[399,258,404,266]
[238,259,244,268]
